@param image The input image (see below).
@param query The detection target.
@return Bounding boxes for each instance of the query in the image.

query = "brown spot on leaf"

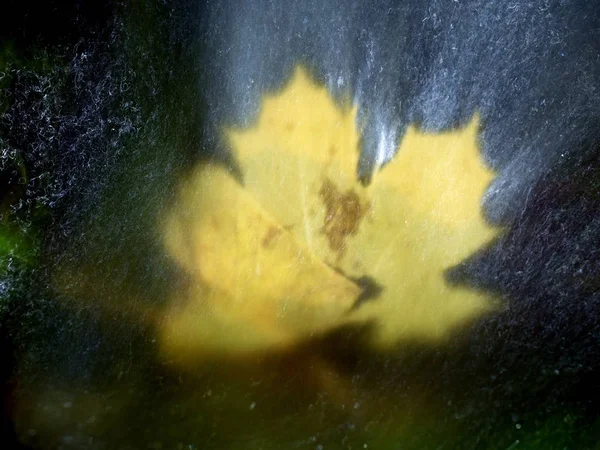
[319,178,368,259]
[262,226,283,249]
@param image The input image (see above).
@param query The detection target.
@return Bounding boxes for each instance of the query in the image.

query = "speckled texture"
[1,1,600,448]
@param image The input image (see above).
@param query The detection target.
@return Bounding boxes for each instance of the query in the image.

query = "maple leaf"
[160,66,501,360]
[161,164,361,359]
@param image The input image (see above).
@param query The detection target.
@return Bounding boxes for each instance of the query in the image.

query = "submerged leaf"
[161,164,361,358]
[161,66,502,359]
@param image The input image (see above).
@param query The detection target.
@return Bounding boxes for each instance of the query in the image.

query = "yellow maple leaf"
[161,165,361,359]
[161,66,501,360]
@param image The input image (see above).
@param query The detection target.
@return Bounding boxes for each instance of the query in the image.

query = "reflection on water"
[2,1,600,449]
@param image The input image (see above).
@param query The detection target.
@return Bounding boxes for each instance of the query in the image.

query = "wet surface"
[2,1,600,449]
